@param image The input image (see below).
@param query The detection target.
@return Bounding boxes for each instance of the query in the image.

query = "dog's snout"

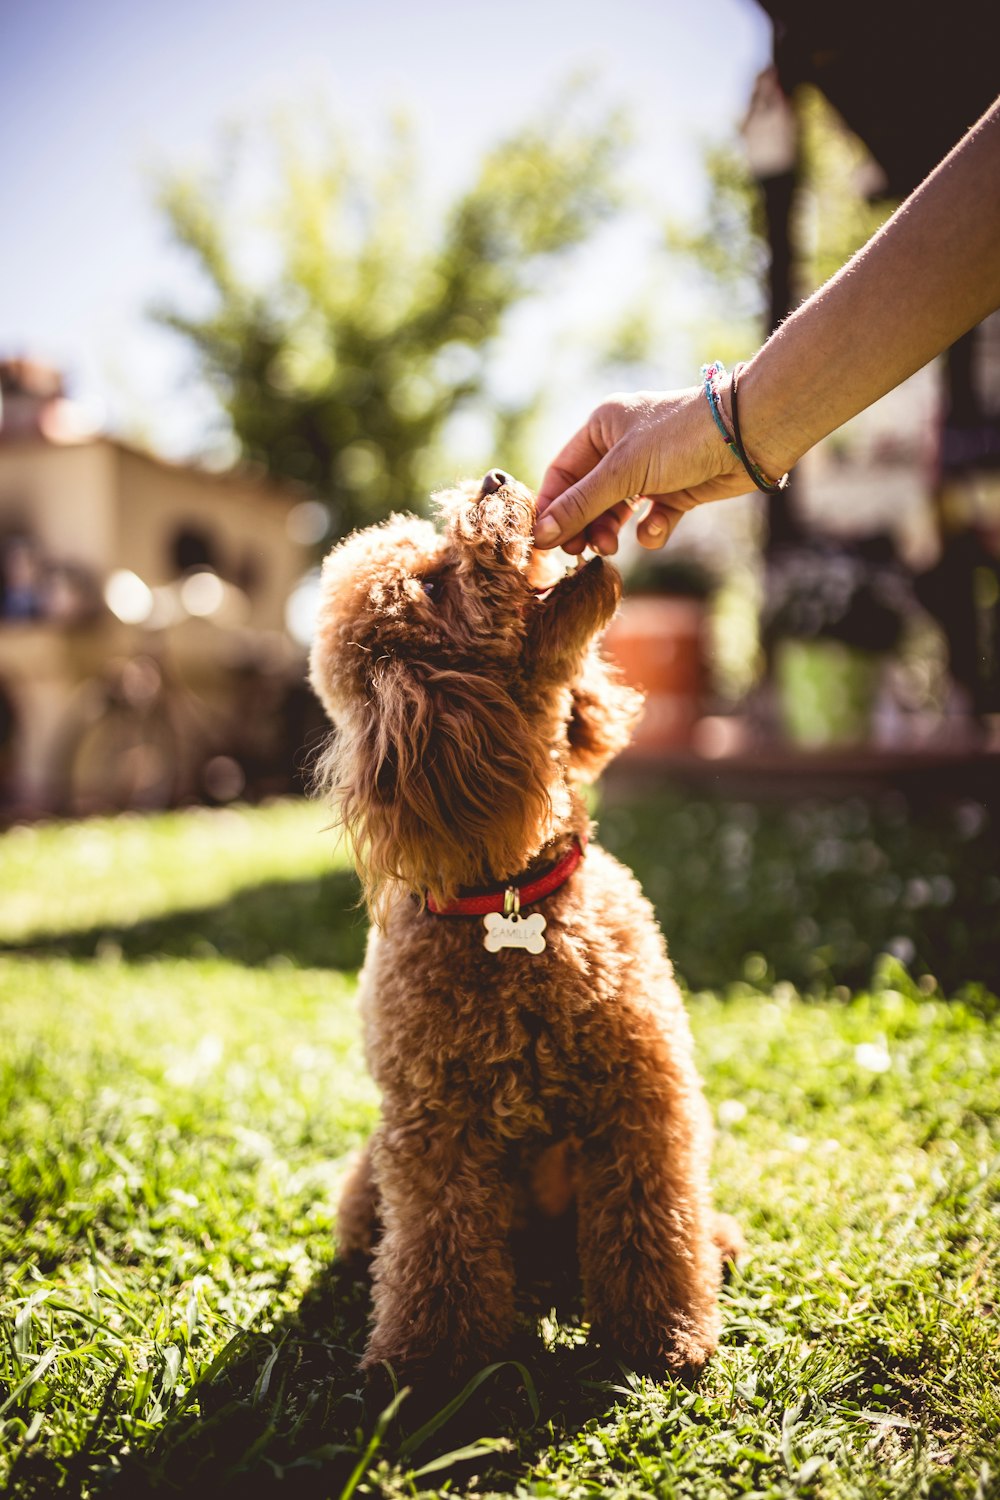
[480,469,511,496]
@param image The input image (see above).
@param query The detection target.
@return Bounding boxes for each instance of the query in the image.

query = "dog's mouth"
[528,547,586,601]
[476,467,590,602]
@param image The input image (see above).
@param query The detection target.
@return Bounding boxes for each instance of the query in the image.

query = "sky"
[0,0,773,467]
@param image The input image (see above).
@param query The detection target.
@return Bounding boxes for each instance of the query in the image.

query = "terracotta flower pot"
[603,595,706,751]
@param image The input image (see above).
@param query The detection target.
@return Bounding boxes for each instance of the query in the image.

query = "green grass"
[1,799,998,1498]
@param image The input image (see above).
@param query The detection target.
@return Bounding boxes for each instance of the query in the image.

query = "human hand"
[533,387,750,553]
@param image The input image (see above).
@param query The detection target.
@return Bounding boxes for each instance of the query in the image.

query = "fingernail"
[646,519,664,537]
[534,516,560,546]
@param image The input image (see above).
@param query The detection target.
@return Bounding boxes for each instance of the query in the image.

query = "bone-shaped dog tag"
[483,911,547,954]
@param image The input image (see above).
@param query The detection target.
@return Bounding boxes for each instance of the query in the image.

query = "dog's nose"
[480,469,511,495]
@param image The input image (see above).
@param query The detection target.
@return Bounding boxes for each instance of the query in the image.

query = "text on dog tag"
[483,911,547,954]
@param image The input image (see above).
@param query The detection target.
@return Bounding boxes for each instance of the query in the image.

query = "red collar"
[426,834,587,917]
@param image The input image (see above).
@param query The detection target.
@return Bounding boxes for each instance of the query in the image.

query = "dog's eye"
[421,577,440,602]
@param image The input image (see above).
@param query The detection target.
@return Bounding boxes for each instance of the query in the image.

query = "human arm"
[534,94,1000,553]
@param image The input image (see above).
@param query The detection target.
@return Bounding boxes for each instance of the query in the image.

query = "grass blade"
[399,1360,539,1457]
[0,1346,60,1418]
[339,1383,409,1500]
[408,1437,512,1479]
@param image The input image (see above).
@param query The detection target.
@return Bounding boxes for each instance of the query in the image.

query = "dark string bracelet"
[729,361,790,495]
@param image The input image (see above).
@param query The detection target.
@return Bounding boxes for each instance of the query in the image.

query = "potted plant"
[603,552,715,752]
[762,536,910,748]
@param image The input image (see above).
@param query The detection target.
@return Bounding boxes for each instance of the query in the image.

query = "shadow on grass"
[0,870,369,971]
[7,787,998,991]
[10,1257,623,1500]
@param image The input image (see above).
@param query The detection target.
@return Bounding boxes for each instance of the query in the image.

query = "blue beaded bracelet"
[701,361,738,455]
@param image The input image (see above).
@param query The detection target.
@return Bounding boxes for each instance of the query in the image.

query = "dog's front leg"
[577,1086,723,1377]
[361,1112,515,1383]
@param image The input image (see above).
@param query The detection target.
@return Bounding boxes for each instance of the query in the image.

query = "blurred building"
[742,3,1000,724]
[0,358,315,816]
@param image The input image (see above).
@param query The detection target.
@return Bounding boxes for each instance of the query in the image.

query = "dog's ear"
[314,659,552,912]
[567,647,644,783]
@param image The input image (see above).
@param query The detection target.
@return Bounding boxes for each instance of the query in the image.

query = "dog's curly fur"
[310,474,741,1382]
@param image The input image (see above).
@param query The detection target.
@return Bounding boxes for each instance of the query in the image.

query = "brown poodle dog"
[309,470,741,1384]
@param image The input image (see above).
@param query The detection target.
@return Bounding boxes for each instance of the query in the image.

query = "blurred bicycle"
[52,568,324,816]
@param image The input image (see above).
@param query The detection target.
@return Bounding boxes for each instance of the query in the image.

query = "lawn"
[1,797,998,1499]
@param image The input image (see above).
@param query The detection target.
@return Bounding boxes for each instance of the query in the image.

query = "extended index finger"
[536,425,606,511]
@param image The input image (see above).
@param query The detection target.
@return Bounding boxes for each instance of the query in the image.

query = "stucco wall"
[0,441,117,572]
[0,437,312,812]
[113,446,305,632]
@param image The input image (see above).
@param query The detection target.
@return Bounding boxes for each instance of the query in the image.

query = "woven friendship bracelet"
[700,361,739,459]
[701,359,790,496]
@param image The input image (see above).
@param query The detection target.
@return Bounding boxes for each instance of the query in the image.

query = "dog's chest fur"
[356,843,692,1146]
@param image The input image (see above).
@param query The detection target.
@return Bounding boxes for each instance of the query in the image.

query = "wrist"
[692,378,745,485]
[731,359,800,478]
[702,361,791,493]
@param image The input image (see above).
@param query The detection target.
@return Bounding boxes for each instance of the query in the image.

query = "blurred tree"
[665,86,891,358]
[665,139,769,344]
[153,96,626,537]
[794,87,892,290]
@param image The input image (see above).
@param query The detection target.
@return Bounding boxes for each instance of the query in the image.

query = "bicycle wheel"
[54,662,181,815]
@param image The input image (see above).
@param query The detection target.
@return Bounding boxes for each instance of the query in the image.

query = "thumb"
[534,449,635,549]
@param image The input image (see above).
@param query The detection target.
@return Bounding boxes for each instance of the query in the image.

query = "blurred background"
[1,0,998,990]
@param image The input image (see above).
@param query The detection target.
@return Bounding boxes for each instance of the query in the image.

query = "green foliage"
[665,86,894,340]
[1,802,997,1498]
[622,552,716,600]
[664,140,768,331]
[794,88,892,294]
[153,95,626,536]
[600,784,999,996]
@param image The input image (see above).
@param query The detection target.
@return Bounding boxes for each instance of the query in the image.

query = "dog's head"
[309,470,641,910]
